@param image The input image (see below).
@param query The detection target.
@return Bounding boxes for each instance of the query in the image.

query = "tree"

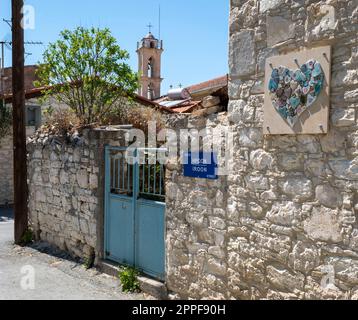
[36,27,139,125]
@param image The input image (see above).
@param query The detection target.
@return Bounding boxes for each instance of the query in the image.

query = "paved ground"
[0,208,147,300]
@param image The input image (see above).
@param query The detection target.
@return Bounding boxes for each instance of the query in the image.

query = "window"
[26,105,41,128]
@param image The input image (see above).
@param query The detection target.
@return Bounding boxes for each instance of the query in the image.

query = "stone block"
[229,30,255,78]
[289,241,321,274]
[267,266,305,291]
[202,96,221,108]
[266,201,300,226]
[315,184,342,208]
[249,149,274,171]
[267,16,296,47]
[280,177,313,201]
[259,0,285,13]
[205,258,227,277]
[332,108,356,127]
[304,207,342,243]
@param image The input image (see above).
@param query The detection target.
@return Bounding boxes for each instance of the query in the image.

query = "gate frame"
[104,145,166,281]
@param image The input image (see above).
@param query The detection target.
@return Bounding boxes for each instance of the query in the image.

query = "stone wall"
[166,0,358,299]
[27,129,127,260]
[165,113,233,299]
[0,135,14,206]
[0,127,35,206]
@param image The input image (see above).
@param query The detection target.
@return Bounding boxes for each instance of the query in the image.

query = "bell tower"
[137,27,163,100]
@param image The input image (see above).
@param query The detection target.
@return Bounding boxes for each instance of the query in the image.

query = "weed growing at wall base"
[118,267,141,293]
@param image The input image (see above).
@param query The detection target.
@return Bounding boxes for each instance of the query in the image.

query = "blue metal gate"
[104,146,166,280]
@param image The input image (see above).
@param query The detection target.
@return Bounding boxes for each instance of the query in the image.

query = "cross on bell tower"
[137,25,163,100]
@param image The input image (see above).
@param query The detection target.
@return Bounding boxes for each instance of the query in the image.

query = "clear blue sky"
[0,0,229,93]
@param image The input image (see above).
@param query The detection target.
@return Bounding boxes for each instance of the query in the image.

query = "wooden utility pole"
[12,0,28,244]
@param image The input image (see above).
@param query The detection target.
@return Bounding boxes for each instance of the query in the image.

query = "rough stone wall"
[166,0,358,299]
[0,127,35,206]
[27,129,127,260]
[0,135,14,205]
[166,113,232,299]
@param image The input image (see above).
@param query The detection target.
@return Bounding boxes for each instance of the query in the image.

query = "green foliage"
[35,27,139,125]
[20,229,34,246]
[118,267,141,293]
[83,253,95,270]
[42,105,54,118]
[0,101,12,139]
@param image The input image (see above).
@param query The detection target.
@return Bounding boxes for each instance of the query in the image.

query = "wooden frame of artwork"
[263,46,331,135]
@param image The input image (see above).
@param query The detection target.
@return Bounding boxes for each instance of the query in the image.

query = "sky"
[0,0,229,93]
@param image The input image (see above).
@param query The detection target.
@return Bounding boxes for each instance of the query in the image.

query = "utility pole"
[12,0,28,244]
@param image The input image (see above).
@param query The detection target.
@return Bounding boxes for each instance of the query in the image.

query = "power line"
[1,19,43,97]
[3,18,12,29]
[1,17,44,57]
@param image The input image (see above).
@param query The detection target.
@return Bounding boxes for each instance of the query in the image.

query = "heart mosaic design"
[268,59,325,127]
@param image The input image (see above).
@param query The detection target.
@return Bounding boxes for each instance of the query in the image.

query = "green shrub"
[20,229,34,246]
[83,251,96,270]
[118,267,140,293]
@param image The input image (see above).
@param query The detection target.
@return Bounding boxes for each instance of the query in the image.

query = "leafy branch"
[35,27,139,125]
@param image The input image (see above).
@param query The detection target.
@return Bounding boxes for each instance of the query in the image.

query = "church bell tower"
[137,27,163,100]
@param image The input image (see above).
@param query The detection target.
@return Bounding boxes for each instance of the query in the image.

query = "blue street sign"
[183,151,218,180]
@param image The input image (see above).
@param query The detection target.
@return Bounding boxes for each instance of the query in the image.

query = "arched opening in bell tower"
[148,57,154,78]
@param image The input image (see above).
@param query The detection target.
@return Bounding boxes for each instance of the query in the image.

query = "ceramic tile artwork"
[268,59,325,127]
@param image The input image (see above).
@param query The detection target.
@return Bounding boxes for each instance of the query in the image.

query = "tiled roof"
[169,100,201,113]
[0,65,38,95]
[0,84,174,113]
[186,75,228,94]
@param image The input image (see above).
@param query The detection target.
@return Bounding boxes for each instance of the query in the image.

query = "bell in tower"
[137,26,164,100]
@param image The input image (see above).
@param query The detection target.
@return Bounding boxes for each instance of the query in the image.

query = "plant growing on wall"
[36,27,139,125]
